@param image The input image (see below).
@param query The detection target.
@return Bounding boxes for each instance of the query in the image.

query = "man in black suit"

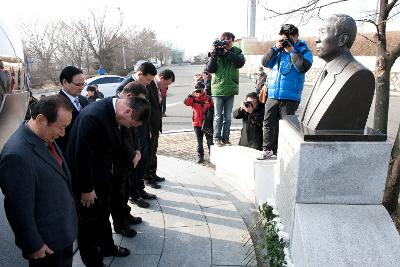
[117,62,163,192]
[56,66,89,153]
[144,69,175,186]
[65,96,150,267]
[0,96,78,267]
[110,82,150,237]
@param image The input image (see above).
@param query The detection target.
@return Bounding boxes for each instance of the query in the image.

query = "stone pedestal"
[210,145,276,204]
[276,119,400,266]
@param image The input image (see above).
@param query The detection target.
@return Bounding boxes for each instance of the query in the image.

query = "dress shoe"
[140,191,157,199]
[145,179,161,189]
[133,198,150,208]
[127,214,143,224]
[152,174,166,182]
[114,225,137,238]
[196,156,204,164]
[101,245,130,257]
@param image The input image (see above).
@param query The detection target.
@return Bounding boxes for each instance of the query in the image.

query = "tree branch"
[358,33,377,45]
[258,0,350,19]
[388,0,399,12]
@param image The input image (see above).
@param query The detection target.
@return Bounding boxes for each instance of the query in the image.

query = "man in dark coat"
[0,96,78,267]
[65,96,150,267]
[56,66,89,153]
[233,92,265,151]
[110,82,150,237]
[144,69,175,186]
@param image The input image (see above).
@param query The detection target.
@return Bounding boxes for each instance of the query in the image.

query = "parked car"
[152,62,161,69]
[133,60,147,72]
[133,60,161,72]
[83,75,125,97]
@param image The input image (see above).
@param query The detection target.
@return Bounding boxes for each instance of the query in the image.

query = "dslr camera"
[243,101,253,109]
[213,39,229,56]
[279,24,297,49]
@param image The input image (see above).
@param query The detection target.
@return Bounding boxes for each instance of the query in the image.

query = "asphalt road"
[161,65,400,142]
[32,64,400,141]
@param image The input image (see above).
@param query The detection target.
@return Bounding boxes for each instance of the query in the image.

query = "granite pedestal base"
[275,119,400,266]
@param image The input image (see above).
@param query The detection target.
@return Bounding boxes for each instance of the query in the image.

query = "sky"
[3,0,399,58]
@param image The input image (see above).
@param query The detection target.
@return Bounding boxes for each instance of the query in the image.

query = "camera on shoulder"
[213,38,229,56]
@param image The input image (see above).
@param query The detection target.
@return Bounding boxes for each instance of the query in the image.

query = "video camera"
[213,39,229,56]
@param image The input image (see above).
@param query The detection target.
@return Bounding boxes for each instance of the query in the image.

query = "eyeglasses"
[71,81,87,87]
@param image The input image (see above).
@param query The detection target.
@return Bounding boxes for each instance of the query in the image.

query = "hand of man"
[28,244,54,259]
[284,46,294,53]
[133,150,141,168]
[240,101,246,110]
[81,190,97,207]
[244,105,254,114]
[275,39,283,50]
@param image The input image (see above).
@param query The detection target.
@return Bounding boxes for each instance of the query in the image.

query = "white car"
[83,75,125,97]
[133,60,161,72]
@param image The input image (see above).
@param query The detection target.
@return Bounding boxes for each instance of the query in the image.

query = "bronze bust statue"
[301,14,375,131]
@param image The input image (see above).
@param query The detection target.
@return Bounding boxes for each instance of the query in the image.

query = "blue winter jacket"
[262,40,313,102]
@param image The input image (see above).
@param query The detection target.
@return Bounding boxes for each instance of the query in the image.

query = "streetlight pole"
[122,44,126,69]
[117,7,127,69]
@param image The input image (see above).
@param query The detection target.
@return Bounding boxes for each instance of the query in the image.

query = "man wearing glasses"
[56,66,89,153]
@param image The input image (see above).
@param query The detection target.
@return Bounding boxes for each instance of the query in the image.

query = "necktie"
[320,69,328,82]
[74,98,81,111]
[48,142,63,167]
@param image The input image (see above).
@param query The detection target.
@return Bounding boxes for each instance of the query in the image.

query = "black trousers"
[28,245,73,267]
[77,190,114,267]
[161,96,167,114]
[145,133,159,177]
[194,126,213,157]
[110,173,131,228]
[130,165,146,200]
[262,99,299,153]
[131,126,149,195]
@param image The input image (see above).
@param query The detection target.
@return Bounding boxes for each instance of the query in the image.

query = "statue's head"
[316,14,357,62]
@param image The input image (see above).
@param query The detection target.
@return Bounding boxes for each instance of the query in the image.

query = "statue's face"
[316,17,341,62]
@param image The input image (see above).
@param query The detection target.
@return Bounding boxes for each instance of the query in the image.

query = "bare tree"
[56,21,89,70]
[21,21,62,84]
[128,28,158,62]
[76,9,128,72]
[259,0,400,215]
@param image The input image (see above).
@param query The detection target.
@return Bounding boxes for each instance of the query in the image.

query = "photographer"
[184,81,214,164]
[257,24,313,160]
[233,92,265,151]
[206,32,245,147]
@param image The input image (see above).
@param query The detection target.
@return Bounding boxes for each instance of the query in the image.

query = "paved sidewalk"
[73,155,257,267]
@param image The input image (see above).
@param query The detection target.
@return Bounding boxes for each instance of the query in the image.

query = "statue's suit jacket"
[301,53,375,131]
[0,124,78,254]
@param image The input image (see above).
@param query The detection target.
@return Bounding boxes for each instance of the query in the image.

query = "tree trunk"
[383,123,400,213]
[373,67,391,134]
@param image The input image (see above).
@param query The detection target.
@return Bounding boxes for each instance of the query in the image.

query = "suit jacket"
[301,53,375,131]
[56,90,89,153]
[0,124,78,254]
[65,97,123,195]
[147,80,162,136]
